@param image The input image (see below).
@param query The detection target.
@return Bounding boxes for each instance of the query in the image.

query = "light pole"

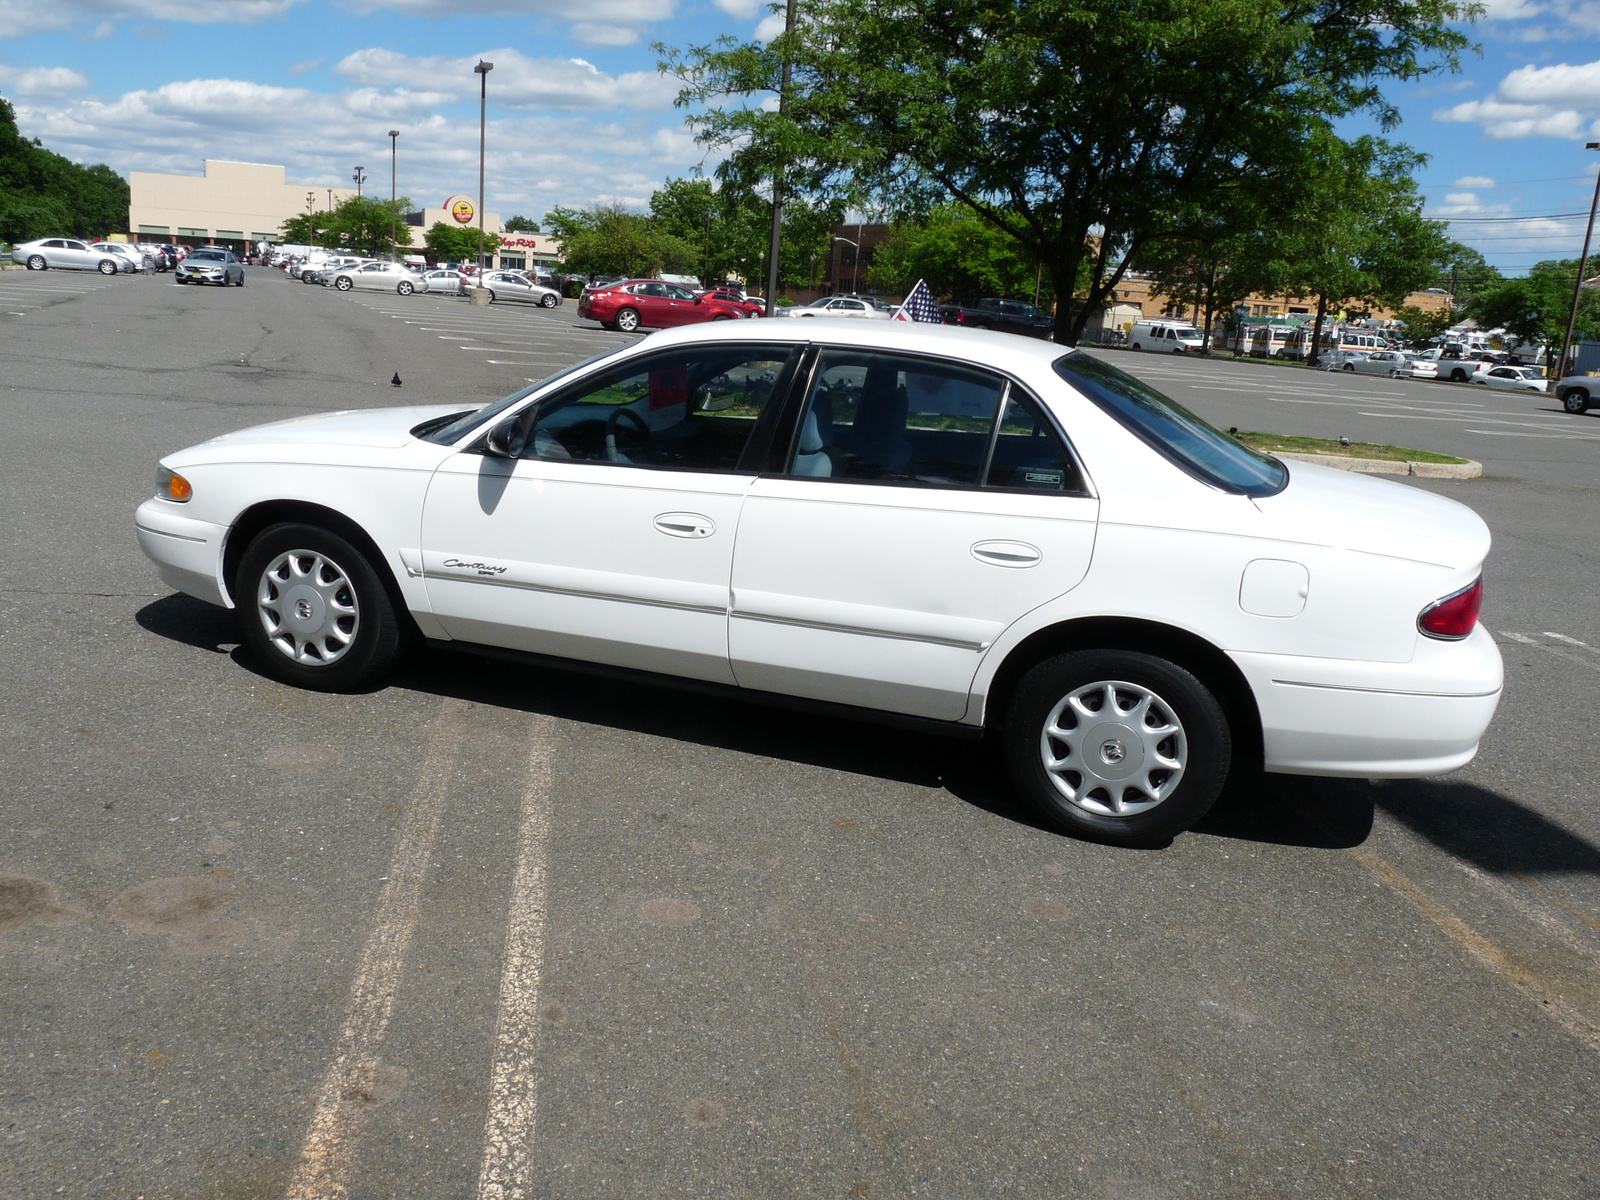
[306,191,315,243]
[763,0,797,316]
[388,130,400,253]
[1557,141,1600,380]
[475,60,494,279]
[831,236,857,295]
[352,165,367,197]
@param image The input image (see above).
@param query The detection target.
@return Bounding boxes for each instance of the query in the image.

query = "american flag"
[893,278,943,324]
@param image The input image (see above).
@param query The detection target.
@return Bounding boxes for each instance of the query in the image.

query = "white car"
[1319,349,1371,372]
[330,261,429,295]
[475,270,561,307]
[778,295,893,320]
[1344,349,1413,377]
[10,237,124,274]
[91,242,152,273]
[423,269,466,295]
[1475,365,1548,392]
[135,323,1502,847]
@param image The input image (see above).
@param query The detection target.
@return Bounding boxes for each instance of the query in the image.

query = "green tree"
[316,195,413,256]
[1389,303,1453,346]
[548,202,699,279]
[0,93,129,243]
[423,221,500,263]
[869,205,1050,305]
[1467,260,1600,368]
[503,215,540,233]
[278,211,321,246]
[660,0,1475,344]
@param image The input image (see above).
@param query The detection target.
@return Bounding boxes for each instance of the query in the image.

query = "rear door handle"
[972,540,1041,568]
[654,512,716,539]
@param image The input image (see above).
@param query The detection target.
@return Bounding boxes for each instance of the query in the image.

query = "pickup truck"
[939,297,1054,338]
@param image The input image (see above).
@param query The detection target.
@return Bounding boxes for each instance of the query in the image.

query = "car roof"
[625,313,1067,367]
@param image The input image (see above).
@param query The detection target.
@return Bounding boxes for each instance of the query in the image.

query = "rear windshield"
[1052,352,1287,497]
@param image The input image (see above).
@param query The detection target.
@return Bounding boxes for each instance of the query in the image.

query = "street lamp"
[352,165,367,197]
[306,191,315,243]
[831,235,858,294]
[1557,141,1600,380]
[388,130,400,252]
[475,60,494,278]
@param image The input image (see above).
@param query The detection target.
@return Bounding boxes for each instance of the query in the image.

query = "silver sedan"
[475,270,561,307]
[330,261,429,295]
[10,237,124,274]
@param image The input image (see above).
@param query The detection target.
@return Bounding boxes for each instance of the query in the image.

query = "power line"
[1434,211,1588,223]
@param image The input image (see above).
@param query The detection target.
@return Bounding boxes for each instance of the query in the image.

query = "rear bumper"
[135,498,230,608]
[1230,623,1503,777]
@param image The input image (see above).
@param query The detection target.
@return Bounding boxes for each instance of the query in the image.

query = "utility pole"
[475,60,494,277]
[1558,142,1600,380]
[352,166,366,197]
[306,191,315,243]
[389,130,400,252]
[763,0,797,316]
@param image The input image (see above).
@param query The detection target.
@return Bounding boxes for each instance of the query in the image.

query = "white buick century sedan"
[136,322,1502,846]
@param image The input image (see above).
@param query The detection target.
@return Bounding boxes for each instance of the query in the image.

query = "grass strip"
[1234,431,1468,465]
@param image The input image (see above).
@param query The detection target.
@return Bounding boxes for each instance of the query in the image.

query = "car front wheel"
[26,255,46,271]
[237,523,405,691]
[98,259,117,275]
[1564,389,1591,414]
[1002,649,1231,847]
[398,281,414,295]
[615,307,641,332]
[540,292,558,308]
[334,276,353,291]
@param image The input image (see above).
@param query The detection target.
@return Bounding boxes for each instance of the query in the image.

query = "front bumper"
[135,498,230,608]
[1231,623,1503,777]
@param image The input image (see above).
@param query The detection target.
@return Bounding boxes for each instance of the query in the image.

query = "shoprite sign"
[444,194,476,224]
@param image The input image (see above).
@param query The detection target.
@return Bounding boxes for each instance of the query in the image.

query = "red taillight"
[1418,577,1483,640]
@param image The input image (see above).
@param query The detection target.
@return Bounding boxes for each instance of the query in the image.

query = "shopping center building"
[128,159,358,253]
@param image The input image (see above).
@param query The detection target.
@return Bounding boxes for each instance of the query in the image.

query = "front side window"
[665,285,696,300]
[1053,351,1286,496]
[524,345,798,471]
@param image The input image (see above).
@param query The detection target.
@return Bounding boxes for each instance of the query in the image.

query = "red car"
[578,279,748,332]
[701,288,767,317]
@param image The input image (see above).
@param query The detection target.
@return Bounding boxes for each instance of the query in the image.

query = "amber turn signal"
[157,466,192,502]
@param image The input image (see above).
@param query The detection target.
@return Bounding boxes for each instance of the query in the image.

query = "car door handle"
[971,540,1041,568]
[654,513,715,539]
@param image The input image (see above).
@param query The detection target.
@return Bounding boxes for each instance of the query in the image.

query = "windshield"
[417,343,638,445]
[1053,352,1287,496]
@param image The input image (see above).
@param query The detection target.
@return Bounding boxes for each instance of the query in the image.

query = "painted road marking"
[475,717,559,1200]
[286,698,472,1200]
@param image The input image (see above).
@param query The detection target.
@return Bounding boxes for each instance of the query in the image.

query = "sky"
[0,0,1596,277]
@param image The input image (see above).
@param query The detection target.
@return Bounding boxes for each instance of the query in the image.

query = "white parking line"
[474,717,559,1200]
[286,699,472,1200]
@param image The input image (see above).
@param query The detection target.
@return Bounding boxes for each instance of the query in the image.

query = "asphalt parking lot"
[2,267,1599,1200]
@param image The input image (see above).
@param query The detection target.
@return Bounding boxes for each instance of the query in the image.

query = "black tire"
[398,281,414,295]
[335,276,353,292]
[26,255,46,271]
[235,274,245,287]
[486,289,497,303]
[98,258,117,275]
[712,313,732,321]
[1130,342,1142,351]
[1563,389,1590,414]
[1342,362,1355,372]
[540,292,558,308]
[1002,649,1231,847]
[615,307,641,332]
[1450,367,1469,382]
[236,523,406,691]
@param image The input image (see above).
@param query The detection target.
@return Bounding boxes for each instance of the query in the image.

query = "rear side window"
[1053,351,1286,496]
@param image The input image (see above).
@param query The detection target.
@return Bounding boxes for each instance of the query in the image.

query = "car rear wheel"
[712,314,732,321]
[237,523,405,691]
[1130,342,1142,351]
[1002,649,1231,847]
[26,255,46,271]
[335,276,353,292]
[540,293,558,308]
[1449,367,1469,382]
[1564,389,1591,414]
[615,307,641,332]
[1343,363,1355,372]
[398,281,414,295]
[97,259,117,275]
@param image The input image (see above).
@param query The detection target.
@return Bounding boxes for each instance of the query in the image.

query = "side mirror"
[484,415,528,458]
[693,294,704,304]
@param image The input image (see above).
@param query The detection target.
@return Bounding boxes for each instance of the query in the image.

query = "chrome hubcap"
[1039,680,1186,817]
[257,550,359,666]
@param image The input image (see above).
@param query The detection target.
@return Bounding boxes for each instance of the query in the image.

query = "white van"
[1128,320,1205,353]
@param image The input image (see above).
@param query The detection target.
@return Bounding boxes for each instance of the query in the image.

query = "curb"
[1276,451,1482,480]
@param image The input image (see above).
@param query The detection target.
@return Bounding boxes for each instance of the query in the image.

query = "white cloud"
[714,0,763,16]
[1443,191,1480,206]
[754,11,785,40]
[0,0,303,37]
[1436,63,1600,139]
[0,65,90,96]
[1454,175,1496,188]
[288,57,325,76]
[334,0,673,44]
[9,75,706,227]
[334,47,678,112]
[569,22,639,45]
[1479,0,1545,17]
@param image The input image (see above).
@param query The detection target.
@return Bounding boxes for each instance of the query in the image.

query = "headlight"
[156,466,192,502]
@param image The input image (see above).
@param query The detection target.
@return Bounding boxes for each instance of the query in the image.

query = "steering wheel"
[605,407,652,463]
